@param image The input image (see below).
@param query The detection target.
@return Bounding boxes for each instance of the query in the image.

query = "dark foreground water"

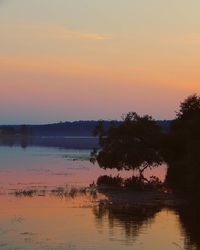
[0,138,199,250]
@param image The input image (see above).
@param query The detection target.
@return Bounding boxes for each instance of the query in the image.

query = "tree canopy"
[176,94,200,119]
[166,94,200,192]
[91,112,163,176]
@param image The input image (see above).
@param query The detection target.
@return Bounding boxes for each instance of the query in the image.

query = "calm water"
[0,139,199,250]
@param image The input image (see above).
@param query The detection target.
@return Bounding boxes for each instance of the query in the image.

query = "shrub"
[97,175,123,188]
[124,176,145,191]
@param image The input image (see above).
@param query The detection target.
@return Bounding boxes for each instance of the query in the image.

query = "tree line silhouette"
[91,94,200,194]
[0,125,32,137]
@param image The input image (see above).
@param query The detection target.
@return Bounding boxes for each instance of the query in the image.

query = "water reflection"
[1,191,199,250]
[0,195,186,250]
[175,203,200,250]
[93,204,161,241]
[93,201,200,250]
[0,144,199,249]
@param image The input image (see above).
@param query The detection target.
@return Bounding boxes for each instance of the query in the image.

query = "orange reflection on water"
[0,195,186,250]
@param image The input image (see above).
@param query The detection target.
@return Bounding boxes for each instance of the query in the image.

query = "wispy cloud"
[55,27,111,41]
[0,22,111,41]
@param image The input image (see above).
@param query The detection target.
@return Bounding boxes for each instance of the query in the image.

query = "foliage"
[91,112,163,176]
[96,175,163,191]
[96,175,123,188]
[166,94,200,192]
[123,176,145,190]
[176,94,200,119]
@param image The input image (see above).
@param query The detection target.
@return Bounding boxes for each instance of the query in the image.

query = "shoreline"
[98,188,186,209]
[1,185,187,210]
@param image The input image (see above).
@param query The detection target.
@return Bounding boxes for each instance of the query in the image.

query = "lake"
[0,138,199,250]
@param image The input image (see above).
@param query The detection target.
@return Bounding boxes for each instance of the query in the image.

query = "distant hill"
[29,121,115,136]
[0,120,171,136]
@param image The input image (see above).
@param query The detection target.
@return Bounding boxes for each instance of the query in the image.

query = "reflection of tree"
[94,201,200,249]
[93,203,161,241]
[176,203,200,250]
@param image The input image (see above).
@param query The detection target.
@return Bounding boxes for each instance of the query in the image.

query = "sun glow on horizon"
[0,0,199,123]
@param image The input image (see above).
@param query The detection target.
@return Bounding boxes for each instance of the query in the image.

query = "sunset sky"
[0,0,200,124]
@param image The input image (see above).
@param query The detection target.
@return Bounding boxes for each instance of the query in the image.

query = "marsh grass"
[12,185,98,199]
[14,189,37,197]
[96,175,164,192]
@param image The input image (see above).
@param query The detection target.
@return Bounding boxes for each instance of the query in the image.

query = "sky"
[0,0,200,124]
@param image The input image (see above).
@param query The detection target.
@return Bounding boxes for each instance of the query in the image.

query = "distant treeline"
[0,120,171,137]
[0,125,32,137]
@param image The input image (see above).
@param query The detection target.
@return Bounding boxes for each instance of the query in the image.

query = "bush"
[97,175,123,188]
[124,176,145,191]
[96,175,163,191]
[146,176,163,190]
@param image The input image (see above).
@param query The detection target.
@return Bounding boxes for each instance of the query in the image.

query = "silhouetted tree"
[91,112,163,178]
[166,94,200,192]
[176,94,200,119]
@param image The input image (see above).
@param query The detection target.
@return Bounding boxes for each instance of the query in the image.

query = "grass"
[12,185,98,199]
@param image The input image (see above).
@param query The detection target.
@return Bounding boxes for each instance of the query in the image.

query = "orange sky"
[0,0,199,123]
